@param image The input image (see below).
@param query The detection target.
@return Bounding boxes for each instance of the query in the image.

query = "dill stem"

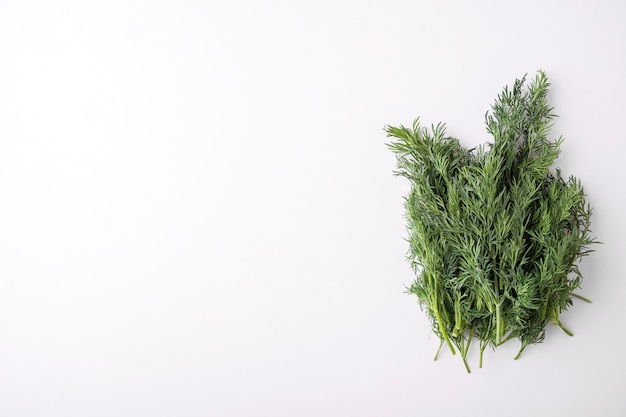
[514,344,526,360]
[459,336,471,373]
[495,302,503,345]
[571,293,592,303]
[434,339,444,361]
[462,355,471,373]
[434,304,456,355]
[433,290,456,355]
[557,320,574,337]
[479,342,487,368]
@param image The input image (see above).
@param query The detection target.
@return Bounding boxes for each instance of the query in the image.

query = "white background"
[0,1,624,416]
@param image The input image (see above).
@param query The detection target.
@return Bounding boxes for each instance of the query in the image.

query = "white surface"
[0,1,624,416]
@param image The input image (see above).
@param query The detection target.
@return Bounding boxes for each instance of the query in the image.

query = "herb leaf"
[386,71,597,372]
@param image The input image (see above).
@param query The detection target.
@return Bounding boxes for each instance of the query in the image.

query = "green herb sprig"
[386,71,597,372]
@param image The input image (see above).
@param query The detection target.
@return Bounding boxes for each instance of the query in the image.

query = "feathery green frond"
[385,70,597,372]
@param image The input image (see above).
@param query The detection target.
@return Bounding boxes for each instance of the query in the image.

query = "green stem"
[571,293,592,303]
[514,343,527,360]
[458,336,471,374]
[433,304,456,355]
[464,327,475,356]
[479,341,487,368]
[557,320,574,337]
[453,299,462,337]
[495,302,503,345]
[462,355,471,374]
[434,339,444,361]
[460,330,474,373]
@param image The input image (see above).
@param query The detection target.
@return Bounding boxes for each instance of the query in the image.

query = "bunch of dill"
[386,71,596,372]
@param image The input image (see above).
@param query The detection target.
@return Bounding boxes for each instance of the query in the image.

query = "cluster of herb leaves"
[386,71,596,372]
